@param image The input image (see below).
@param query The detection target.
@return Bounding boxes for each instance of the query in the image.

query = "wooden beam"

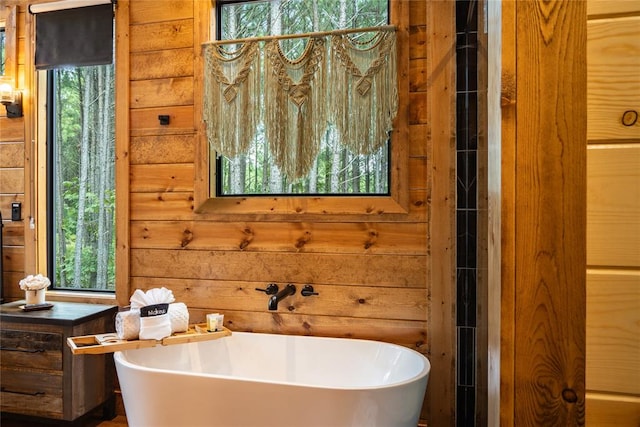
[426,0,456,425]
[115,0,131,306]
[502,1,587,424]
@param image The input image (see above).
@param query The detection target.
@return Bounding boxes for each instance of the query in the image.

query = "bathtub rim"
[114,331,430,391]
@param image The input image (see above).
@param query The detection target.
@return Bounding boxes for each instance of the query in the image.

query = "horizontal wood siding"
[2,1,453,424]
[123,0,450,424]
[0,5,25,299]
[587,16,640,141]
[586,1,640,424]
[587,145,640,267]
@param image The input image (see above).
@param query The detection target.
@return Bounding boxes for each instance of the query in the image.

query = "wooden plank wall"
[124,1,455,423]
[586,0,640,425]
[499,1,587,425]
[0,5,26,301]
[1,0,456,424]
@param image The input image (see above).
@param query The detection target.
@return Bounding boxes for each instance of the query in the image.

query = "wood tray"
[67,324,232,355]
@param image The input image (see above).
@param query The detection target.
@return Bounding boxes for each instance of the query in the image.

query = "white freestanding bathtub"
[114,331,430,427]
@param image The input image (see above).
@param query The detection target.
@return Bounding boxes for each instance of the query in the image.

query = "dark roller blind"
[35,4,113,70]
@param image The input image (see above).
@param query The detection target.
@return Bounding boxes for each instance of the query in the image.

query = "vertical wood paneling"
[512,1,587,425]
[115,0,131,306]
[488,2,514,425]
[425,1,456,424]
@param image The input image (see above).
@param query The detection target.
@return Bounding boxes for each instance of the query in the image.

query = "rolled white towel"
[130,287,175,308]
[130,288,176,341]
[139,307,172,340]
[169,302,189,333]
[115,309,140,340]
[115,303,189,340]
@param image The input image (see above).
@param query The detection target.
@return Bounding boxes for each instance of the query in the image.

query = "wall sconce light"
[0,82,23,119]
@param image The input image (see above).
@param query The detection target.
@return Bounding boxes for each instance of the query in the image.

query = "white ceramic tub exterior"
[114,331,430,427]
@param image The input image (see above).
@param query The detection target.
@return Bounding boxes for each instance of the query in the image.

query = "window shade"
[35,4,113,70]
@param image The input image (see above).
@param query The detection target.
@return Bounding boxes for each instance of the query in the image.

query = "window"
[46,65,115,291]
[0,27,5,75]
[34,3,116,291]
[214,0,390,196]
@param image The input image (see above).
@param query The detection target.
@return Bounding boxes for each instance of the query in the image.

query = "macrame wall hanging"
[202,26,397,181]
[330,30,397,156]
[265,37,326,179]
[203,41,261,158]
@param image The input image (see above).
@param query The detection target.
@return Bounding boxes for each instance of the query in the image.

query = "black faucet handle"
[301,285,319,297]
[256,283,279,295]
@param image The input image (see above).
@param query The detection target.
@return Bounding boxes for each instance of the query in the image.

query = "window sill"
[45,290,117,306]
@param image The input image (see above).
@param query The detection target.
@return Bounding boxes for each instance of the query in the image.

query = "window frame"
[43,66,116,292]
[30,5,120,296]
[193,0,410,219]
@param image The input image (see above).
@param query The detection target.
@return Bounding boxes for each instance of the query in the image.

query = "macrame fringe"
[264,37,327,179]
[202,28,397,181]
[203,41,261,158]
[330,31,397,155]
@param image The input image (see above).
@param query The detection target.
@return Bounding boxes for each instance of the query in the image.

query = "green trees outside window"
[49,64,115,291]
[217,0,389,196]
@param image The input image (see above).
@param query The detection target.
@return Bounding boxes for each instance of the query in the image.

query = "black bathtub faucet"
[268,284,296,311]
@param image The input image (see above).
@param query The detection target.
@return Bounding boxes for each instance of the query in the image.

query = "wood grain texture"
[7,1,457,425]
[499,2,517,424]
[130,106,195,136]
[129,19,194,53]
[187,308,428,353]
[486,0,505,425]
[0,220,24,246]
[0,169,24,194]
[130,134,195,165]
[129,0,193,25]
[115,0,131,306]
[587,144,640,267]
[0,117,24,141]
[2,272,24,300]
[585,2,640,421]
[2,246,25,272]
[586,270,640,395]
[587,0,640,17]
[129,220,427,254]
[130,77,194,109]
[587,16,640,141]
[131,277,427,321]
[586,392,640,427]
[130,163,194,192]
[513,1,587,425]
[424,1,456,424]
[0,142,24,168]
[130,48,194,81]
[130,248,427,288]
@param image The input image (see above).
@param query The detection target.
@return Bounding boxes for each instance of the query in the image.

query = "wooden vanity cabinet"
[0,301,118,421]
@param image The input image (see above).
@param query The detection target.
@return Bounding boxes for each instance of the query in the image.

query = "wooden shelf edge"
[67,324,232,355]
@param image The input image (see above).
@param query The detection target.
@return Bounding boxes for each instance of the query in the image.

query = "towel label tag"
[140,303,169,317]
